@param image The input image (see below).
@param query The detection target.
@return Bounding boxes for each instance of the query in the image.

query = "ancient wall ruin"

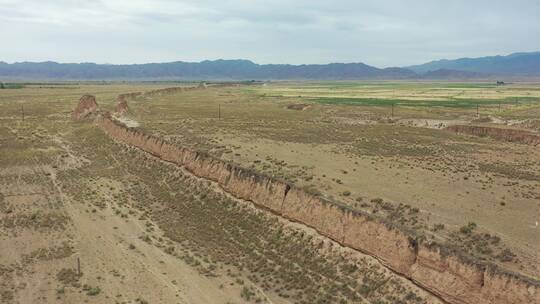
[71,95,98,121]
[96,114,539,304]
[114,86,208,114]
[447,124,540,146]
[114,92,143,114]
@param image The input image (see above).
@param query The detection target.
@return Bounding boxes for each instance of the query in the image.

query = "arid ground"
[1,81,539,303]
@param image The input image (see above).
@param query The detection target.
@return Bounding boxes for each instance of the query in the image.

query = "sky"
[1,0,539,67]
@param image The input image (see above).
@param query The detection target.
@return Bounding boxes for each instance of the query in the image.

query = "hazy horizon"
[1,0,539,67]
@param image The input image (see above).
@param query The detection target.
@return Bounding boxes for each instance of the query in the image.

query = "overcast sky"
[1,0,539,67]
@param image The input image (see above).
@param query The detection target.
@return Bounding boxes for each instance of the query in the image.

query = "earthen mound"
[72,95,98,121]
[286,103,310,111]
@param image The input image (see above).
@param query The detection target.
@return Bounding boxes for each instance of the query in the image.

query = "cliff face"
[97,114,539,304]
[447,125,540,146]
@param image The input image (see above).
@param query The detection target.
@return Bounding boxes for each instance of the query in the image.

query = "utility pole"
[77,256,81,276]
[391,103,394,118]
[21,105,24,122]
[218,104,221,120]
[476,104,479,116]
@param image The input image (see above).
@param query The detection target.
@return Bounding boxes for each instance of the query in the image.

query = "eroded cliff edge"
[96,113,539,304]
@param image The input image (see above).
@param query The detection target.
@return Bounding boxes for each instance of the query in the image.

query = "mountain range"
[1,52,539,81]
[406,52,540,76]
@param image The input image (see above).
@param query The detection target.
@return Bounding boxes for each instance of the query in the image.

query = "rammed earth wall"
[447,125,540,146]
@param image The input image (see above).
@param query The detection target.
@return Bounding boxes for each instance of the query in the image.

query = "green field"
[253,81,540,110]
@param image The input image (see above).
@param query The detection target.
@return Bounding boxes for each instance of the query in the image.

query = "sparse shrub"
[56,268,81,286]
[459,222,477,235]
[370,198,383,204]
[165,246,175,255]
[240,286,255,301]
[432,223,445,232]
[140,234,152,243]
[84,285,101,296]
[497,249,515,262]
[381,202,394,211]
[490,235,501,245]
[405,291,421,301]
[358,284,372,296]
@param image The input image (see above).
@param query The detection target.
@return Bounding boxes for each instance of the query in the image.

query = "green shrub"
[83,285,101,296]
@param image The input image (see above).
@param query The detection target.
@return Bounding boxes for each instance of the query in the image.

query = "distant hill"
[0,60,416,81]
[420,69,487,79]
[407,52,540,75]
[1,52,539,80]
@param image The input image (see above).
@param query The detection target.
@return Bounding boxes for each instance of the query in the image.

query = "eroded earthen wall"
[447,125,540,146]
[72,95,98,121]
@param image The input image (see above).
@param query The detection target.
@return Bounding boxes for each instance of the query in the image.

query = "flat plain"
[1,81,539,303]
